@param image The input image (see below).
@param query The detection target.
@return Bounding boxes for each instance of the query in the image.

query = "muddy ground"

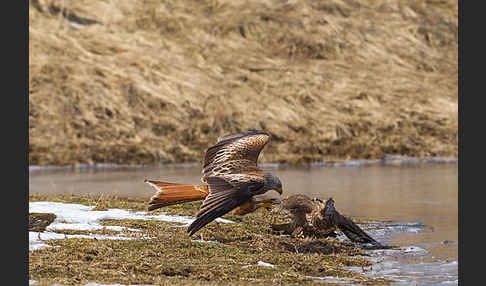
[29,0,458,166]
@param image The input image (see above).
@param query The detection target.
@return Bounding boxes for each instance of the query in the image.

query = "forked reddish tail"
[145,179,209,211]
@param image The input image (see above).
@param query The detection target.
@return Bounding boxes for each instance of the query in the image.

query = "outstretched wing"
[334,213,382,246]
[201,130,271,182]
[187,176,256,236]
[324,199,381,246]
[188,130,272,236]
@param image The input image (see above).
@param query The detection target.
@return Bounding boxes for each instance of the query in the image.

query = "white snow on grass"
[257,261,275,268]
[191,239,219,244]
[29,201,235,251]
[47,222,141,232]
[241,261,275,269]
[30,201,233,229]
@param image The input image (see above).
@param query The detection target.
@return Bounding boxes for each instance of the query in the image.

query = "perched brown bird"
[146,130,283,236]
[273,195,381,246]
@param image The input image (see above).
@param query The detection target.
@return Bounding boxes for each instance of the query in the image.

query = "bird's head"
[324,198,335,211]
[264,173,283,195]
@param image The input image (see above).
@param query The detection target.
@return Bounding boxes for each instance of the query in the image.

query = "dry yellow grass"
[29,0,458,166]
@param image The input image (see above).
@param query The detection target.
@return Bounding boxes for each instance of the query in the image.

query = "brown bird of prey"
[146,130,283,236]
[273,195,381,246]
[312,198,381,245]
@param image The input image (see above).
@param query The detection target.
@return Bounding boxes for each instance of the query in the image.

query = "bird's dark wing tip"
[187,228,195,236]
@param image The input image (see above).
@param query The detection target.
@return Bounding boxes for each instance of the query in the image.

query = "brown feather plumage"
[146,180,209,211]
[273,195,381,245]
[145,130,281,236]
[201,130,270,182]
[187,131,276,236]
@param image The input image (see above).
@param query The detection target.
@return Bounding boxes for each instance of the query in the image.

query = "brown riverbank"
[29,0,458,166]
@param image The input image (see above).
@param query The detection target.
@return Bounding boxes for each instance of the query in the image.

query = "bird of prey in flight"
[146,130,283,236]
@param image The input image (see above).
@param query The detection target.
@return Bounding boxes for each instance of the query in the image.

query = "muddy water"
[29,163,458,285]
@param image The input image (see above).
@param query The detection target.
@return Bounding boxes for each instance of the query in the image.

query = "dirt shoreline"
[29,0,458,166]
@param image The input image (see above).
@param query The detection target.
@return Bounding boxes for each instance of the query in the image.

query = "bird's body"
[274,195,381,245]
[279,194,314,234]
[146,130,283,236]
[146,179,277,216]
[310,198,339,237]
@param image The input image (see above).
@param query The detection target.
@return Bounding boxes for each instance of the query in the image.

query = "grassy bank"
[29,194,393,285]
[29,0,457,166]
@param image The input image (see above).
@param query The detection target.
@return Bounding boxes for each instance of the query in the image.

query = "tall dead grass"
[29,0,458,165]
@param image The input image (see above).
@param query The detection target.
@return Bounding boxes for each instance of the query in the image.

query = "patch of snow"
[30,201,233,229]
[257,261,275,268]
[46,222,140,232]
[191,239,219,244]
[29,201,234,251]
[29,231,53,251]
[242,261,275,269]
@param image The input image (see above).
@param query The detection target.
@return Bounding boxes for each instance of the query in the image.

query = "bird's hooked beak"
[274,186,283,195]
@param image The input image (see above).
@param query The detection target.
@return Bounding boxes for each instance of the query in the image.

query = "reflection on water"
[29,163,458,284]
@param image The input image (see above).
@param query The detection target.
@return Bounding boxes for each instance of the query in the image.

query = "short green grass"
[29,194,393,285]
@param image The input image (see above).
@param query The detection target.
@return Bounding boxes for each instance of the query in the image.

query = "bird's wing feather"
[187,176,253,236]
[189,130,272,235]
[334,213,381,245]
[202,130,270,181]
[323,200,381,245]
